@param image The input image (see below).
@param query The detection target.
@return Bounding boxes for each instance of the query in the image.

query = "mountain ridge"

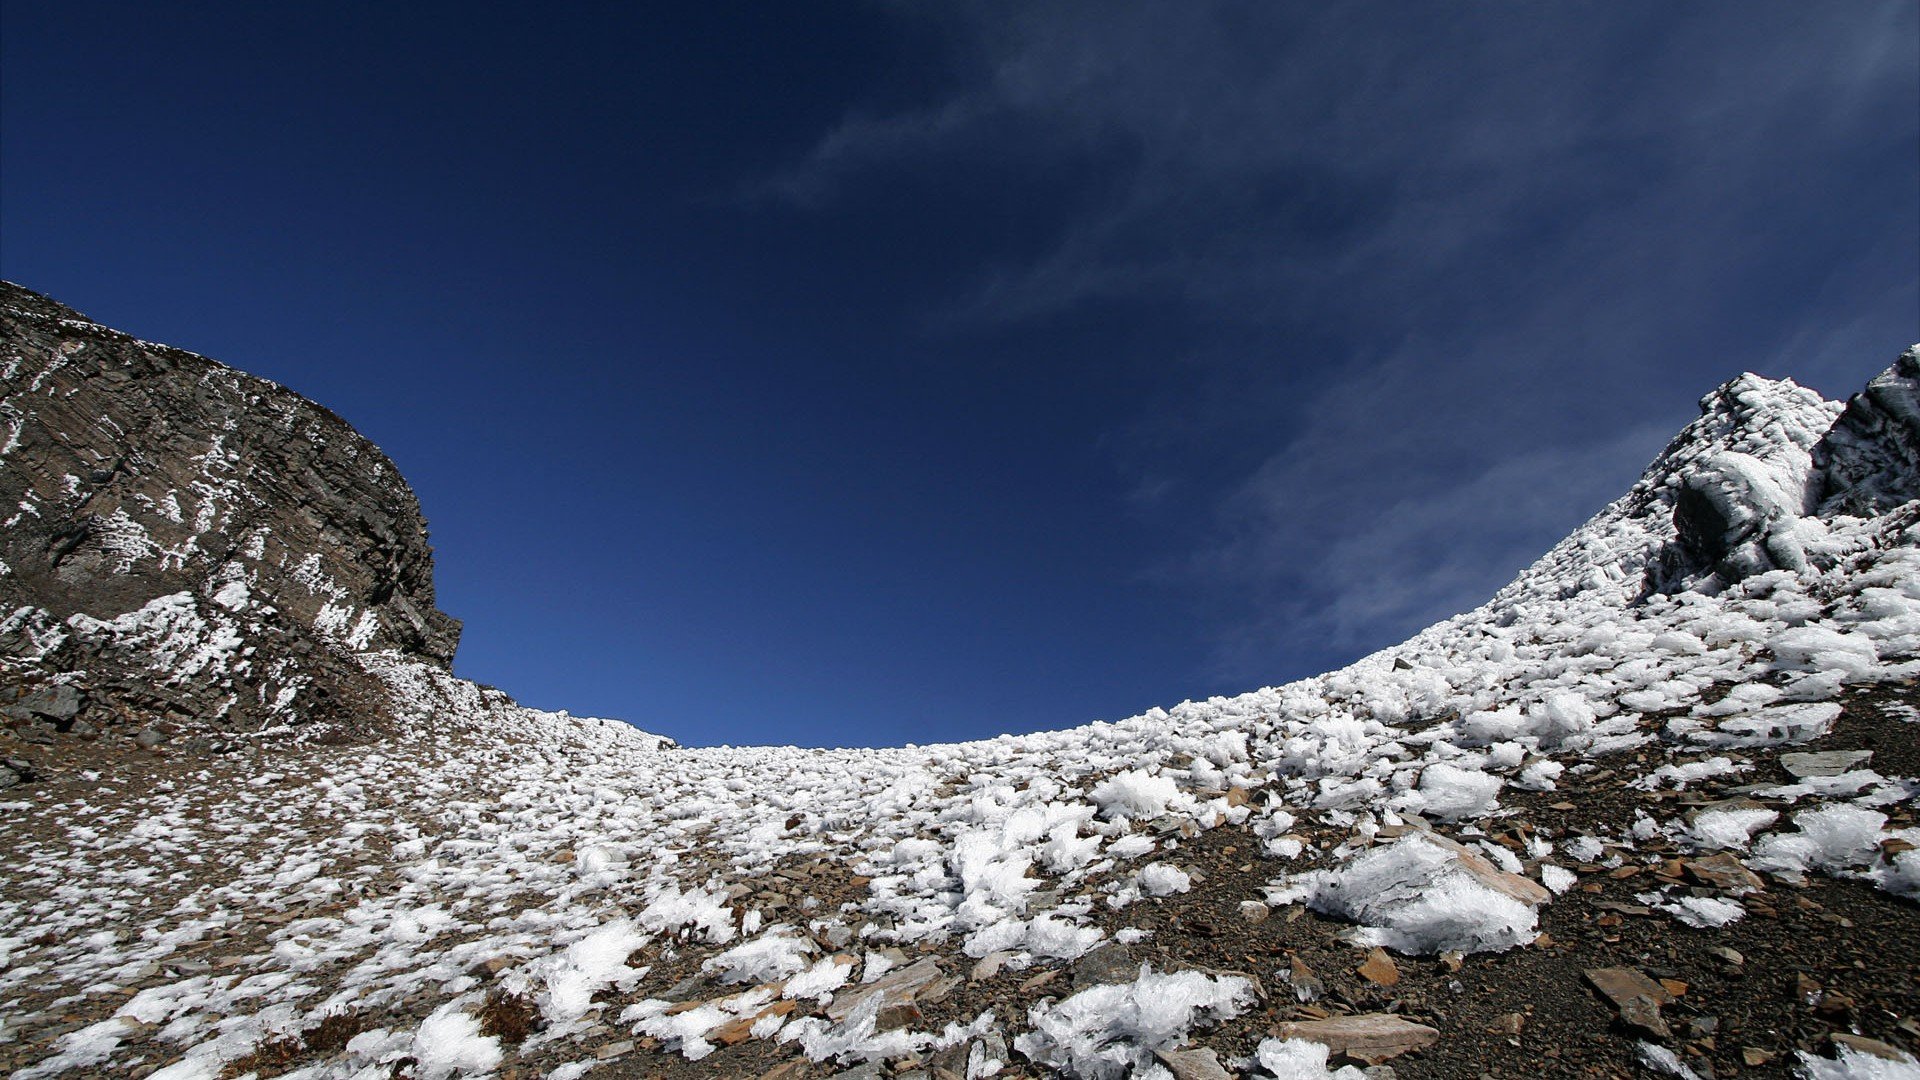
[0,280,669,751]
[1,288,1916,1080]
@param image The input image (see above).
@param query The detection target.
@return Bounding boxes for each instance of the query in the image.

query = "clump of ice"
[532,920,651,1022]
[1691,703,1843,748]
[1770,626,1880,680]
[964,913,1104,960]
[1528,692,1598,745]
[783,957,854,1002]
[1795,1044,1920,1079]
[1561,835,1605,863]
[1393,762,1503,822]
[1290,834,1540,955]
[1872,847,1920,900]
[1686,807,1778,851]
[626,990,773,1062]
[1014,966,1252,1079]
[1089,770,1181,820]
[777,993,985,1067]
[1137,863,1191,897]
[638,882,738,944]
[1658,895,1745,928]
[1749,805,1888,874]
[1540,864,1578,894]
[703,931,815,985]
[1638,1040,1705,1079]
[410,1009,502,1079]
[1252,1036,1368,1079]
[1634,757,1749,791]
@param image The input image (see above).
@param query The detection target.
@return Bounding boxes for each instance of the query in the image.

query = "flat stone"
[927,1041,971,1078]
[1686,852,1765,894]
[1830,1033,1911,1061]
[1287,955,1326,1002]
[659,974,709,1002]
[15,685,81,721]
[1356,948,1400,987]
[1270,1014,1440,1065]
[970,950,1017,982]
[1779,750,1872,778]
[1154,1046,1232,1080]
[1585,967,1674,1037]
[827,957,944,1022]
[712,1001,798,1045]
[1072,943,1140,989]
[1415,832,1553,905]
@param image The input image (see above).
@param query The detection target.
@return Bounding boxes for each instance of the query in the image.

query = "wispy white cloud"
[759,0,1919,680]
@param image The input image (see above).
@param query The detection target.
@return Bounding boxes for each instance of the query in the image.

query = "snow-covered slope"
[3,346,1918,1080]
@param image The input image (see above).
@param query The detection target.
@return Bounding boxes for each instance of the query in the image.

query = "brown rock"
[712,1001,798,1046]
[1287,955,1326,1001]
[1830,1033,1913,1061]
[971,951,1016,982]
[1415,833,1553,905]
[1356,948,1400,987]
[1154,1046,1233,1080]
[1685,852,1764,894]
[1270,1014,1440,1065]
[1584,967,1674,1037]
[1018,970,1059,992]
[827,957,944,1022]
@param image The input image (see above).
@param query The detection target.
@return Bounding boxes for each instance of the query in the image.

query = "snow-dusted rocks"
[1817,345,1920,516]
[4,296,1919,1079]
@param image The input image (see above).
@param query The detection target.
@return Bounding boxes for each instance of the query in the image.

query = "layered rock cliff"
[0,282,645,747]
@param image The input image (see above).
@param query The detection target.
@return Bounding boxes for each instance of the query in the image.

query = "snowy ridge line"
[3,352,1919,1079]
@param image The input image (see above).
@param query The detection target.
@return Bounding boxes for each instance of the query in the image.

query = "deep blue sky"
[4,3,1916,748]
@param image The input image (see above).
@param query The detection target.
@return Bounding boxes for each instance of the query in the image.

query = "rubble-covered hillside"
[2,289,1917,1080]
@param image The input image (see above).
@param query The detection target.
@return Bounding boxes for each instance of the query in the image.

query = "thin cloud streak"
[761,0,1920,685]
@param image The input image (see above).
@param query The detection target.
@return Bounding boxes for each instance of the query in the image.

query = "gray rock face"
[1,282,462,736]
[1649,348,1920,591]
[1816,345,1920,515]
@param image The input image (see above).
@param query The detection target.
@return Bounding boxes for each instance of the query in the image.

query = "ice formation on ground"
[4,318,1919,1077]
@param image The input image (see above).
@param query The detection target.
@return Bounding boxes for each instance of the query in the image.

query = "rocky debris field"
[4,292,1919,1079]
[0,673,1915,1080]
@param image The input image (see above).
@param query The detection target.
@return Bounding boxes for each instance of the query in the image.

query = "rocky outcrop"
[1,282,466,738]
[1638,350,1920,592]
[1815,344,1920,515]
